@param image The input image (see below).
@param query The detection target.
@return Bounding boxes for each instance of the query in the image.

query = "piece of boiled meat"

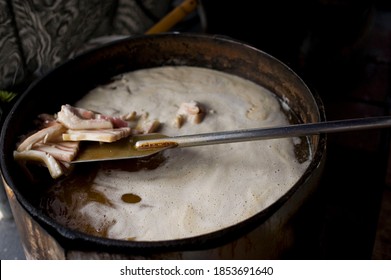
[57,104,129,130]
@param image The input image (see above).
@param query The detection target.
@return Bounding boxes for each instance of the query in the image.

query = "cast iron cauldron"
[0,33,326,259]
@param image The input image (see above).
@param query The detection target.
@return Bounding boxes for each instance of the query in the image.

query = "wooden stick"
[145,0,198,34]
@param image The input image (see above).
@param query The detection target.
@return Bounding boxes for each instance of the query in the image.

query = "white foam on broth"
[43,66,311,241]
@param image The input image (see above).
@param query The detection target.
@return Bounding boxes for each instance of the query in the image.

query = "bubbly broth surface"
[40,66,311,241]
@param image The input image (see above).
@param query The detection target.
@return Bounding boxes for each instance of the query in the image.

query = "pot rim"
[0,32,327,256]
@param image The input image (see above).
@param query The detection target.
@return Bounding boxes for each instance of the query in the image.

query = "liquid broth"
[40,66,311,241]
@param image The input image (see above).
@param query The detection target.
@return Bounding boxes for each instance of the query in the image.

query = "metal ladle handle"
[135,116,391,149]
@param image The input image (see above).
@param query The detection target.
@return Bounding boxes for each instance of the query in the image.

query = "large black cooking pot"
[0,33,326,259]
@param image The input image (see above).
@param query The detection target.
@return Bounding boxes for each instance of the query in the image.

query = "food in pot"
[13,104,163,178]
[18,66,311,241]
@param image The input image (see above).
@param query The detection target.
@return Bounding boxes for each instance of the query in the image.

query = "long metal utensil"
[73,116,391,163]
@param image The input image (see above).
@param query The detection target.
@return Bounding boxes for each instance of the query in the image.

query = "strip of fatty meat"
[57,104,129,130]
[14,105,134,179]
[63,127,131,142]
[13,104,175,179]
[14,150,66,179]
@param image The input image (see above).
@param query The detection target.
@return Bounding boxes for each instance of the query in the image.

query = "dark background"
[202,0,391,259]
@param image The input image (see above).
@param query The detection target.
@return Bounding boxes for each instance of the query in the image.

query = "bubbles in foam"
[41,66,311,241]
